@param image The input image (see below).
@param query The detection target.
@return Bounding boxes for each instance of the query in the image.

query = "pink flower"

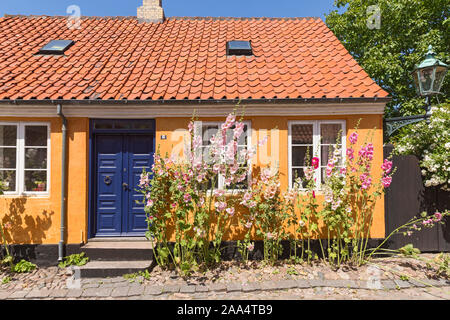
[360,173,372,190]
[245,221,253,229]
[347,148,354,161]
[171,203,177,209]
[266,232,274,240]
[312,191,316,198]
[183,193,192,203]
[226,207,235,216]
[349,132,358,144]
[247,243,255,252]
[188,121,194,133]
[146,199,154,207]
[214,189,225,197]
[434,212,442,222]
[381,159,393,174]
[311,157,320,170]
[233,122,245,140]
[326,166,333,178]
[381,176,392,188]
[340,168,347,176]
[215,201,227,212]
[3,222,12,230]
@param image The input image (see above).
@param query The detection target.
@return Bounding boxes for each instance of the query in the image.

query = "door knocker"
[104,176,112,185]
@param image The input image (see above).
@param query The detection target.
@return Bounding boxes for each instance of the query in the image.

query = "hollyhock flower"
[171,203,177,209]
[312,191,316,198]
[233,122,245,140]
[349,132,358,144]
[326,166,333,178]
[188,121,194,133]
[214,189,225,197]
[245,221,253,229]
[381,159,393,174]
[434,212,442,222]
[347,148,354,161]
[381,176,392,188]
[266,232,274,240]
[224,177,233,186]
[199,197,205,206]
[3,222,12,230]
[213,163,221,173]
[183,193,192,203]
[139,173,149,186]
[215,201,227,212]
[340,168,347,176]
[299,220,306,227]
[226,207,235,216]
[247,242,255,252]
[146,199,154,207]
[360,173,372,190]
[304,167,314,180]
[177,184,185,192]
[311,157,320,170]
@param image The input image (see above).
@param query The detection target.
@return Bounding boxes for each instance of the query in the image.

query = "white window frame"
[0,122,51,197]
[288,120,346,189]
[194,120,252,191]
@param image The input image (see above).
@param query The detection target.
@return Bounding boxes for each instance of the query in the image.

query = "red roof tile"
[0,15,389,101]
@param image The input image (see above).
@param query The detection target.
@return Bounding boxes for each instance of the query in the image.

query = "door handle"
[122,183,129,190]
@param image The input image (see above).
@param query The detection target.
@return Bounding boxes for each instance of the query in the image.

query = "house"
[0,0,390,264]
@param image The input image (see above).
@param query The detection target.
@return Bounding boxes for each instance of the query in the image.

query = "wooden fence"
[384,144,450,252]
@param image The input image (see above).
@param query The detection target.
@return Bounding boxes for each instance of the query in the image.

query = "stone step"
[81,241,154,262]
[78,260,154,278]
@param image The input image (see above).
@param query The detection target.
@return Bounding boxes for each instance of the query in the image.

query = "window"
[0,123,50,195]
[37,40,75,55]
[194,121,251,190]
[288,120,346,189]
[226,41,253,56]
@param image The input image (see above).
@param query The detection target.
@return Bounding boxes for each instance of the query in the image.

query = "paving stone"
[242,283,261,292]
[309,279,328,288]
[394,280,411,289]
[0,291,10,299]
[9,291,29,299]
[82,287,113,297]
[195,285,209,293]
[422,279,446,287]
[226,283,242,292]
[111,287,130,297]
[296,279,311,288]
[325,280,352,288]
[66,289,83,298]
[180,285,196,293]
[145,286,163,296]
[128,285,145,296]
[83,283,100,289]
[408,279,427,288]
[49,289,68,298]
[381,280,397,290]
[161,285,180,294]
[209,283,226,292]
[260,281,280,291]
[278,280,298,290]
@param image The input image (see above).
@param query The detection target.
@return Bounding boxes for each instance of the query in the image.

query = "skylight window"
[227,40,253,56]
[38,40,75,55]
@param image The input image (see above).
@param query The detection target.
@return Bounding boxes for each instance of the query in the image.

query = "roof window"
[226,41,253,56]
[38,40,75,55]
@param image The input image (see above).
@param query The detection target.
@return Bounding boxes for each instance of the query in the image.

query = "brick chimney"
[137,0,165,23]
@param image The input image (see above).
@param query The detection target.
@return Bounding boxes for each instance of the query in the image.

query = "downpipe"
[57,104,67,262]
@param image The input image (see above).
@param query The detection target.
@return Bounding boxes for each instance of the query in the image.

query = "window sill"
[1,192,50,199]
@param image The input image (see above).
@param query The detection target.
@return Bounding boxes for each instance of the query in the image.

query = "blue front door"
[95,134,154,237]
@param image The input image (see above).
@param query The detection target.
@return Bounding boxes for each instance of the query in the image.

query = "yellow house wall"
[0,117,89,245]
[0,113,385,245]
[156,113,385,241]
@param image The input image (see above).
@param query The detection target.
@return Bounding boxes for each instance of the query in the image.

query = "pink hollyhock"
[215,201,227,212]
[434,212,442,222]
[247,243,255,251]
[381,176,392,188]
[311,157,320,170]
[146,199,154,207]
[349,132,358,144]
[233,122,245,140]
[183,193,192,203]
[346,148,354,161]
[381,159,393,174]
[226,207,235,216]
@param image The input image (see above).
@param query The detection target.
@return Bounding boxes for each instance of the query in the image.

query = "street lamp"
[385,45,448,136]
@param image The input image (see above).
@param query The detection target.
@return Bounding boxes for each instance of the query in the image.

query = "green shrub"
[11,260,36,273]
[58,252,89,268]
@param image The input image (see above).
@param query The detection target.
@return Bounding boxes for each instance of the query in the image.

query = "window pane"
[292,146,312,167]
[0,148,17,169]
[0,170,16,192]
[24,171,47,192]
[292,168,307,188]
[320,124,342,144]
[321,146,342,166]
[25,148,47,169]
[226,124,248,145]
[94,122,113,130]
[0,125,17,146]
[202,125,219,146]
[292,124,313,144]
[25,126,47,146]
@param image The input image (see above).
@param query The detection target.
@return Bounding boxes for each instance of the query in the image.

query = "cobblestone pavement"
[1,275,449,300]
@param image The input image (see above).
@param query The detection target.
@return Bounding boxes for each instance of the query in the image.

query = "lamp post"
[385,45,448,136]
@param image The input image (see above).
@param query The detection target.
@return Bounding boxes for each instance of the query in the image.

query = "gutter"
[56,104,68,262]
[0,97,392,106]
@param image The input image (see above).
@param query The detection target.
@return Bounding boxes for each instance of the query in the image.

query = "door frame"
[88,119,156,239]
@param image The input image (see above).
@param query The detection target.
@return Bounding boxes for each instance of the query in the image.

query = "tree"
[325,0,449,118]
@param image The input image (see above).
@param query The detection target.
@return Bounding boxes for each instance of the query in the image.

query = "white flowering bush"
[393,103,450,191]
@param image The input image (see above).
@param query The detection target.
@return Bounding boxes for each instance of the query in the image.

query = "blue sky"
[0,0,341,20]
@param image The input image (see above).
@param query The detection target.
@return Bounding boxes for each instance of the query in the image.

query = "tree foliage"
[326,0,449,118]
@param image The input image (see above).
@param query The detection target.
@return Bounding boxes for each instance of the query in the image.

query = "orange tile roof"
[0,15,389,102]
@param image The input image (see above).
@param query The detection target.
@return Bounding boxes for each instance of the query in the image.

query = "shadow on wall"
[1,198,54,244]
